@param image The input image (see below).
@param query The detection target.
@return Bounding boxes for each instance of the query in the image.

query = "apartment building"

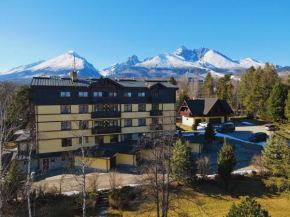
[29,73,178,171]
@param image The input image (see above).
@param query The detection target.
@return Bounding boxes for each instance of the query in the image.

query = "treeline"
[171,64,290,122]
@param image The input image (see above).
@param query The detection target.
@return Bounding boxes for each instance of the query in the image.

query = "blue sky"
[0,0,289,72]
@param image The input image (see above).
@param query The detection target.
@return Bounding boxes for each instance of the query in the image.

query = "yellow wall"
[187,142,202,154]
[75,156,109,171]
[182,116,225,126]
[116,153,136,166]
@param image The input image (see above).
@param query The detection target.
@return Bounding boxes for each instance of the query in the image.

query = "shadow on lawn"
[195,176,276,200]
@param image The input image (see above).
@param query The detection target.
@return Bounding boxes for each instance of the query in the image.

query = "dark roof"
[31,76,178,89]
[183,98,233,115]
[16,151,66,160]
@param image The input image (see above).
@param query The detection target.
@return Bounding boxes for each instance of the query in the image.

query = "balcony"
[150,124,163,131]
[150,97,162,103]
[91,111,121,118]
[179,111,191,116]
[150,110,163,116]
[91,126,121,134]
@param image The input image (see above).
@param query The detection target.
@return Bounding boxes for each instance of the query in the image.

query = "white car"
[198,122,208,128]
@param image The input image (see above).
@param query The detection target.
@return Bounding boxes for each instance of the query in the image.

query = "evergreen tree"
[267,82,289,122]
[217,138,237,184]
[171,140,197,186]
[217,74,232,101]
[226,197,269,217]
[201,73,214,98]
[7,85,30,128]
[5,160,26,201]
[204,123,215,143]
[176,92,190,112]
[285,90,290,121]
[168,76,177,85]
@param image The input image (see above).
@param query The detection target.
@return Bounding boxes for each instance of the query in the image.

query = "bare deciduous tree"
[108,170,123,190]
[197,156,211,179]
[250,154,265,176]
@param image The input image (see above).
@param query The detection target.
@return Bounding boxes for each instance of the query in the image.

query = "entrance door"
[43,159,49,171]
[110,156,116,169]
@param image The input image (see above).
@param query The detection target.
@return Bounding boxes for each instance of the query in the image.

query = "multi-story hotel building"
[28,72,178,171]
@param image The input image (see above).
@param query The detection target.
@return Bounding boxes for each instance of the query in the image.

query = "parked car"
[265,124,276,131]
[198,122,208,128]
[249,132,268,142]
[216,122,235,133]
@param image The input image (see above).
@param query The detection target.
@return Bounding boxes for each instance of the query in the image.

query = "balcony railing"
[91,111,121,118]
[150,110,163,116]
[91,126,121,134]
[150,124,163,131]
[179,111,191,116]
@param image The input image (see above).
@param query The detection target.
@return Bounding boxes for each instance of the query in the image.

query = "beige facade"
[182,116,225,127]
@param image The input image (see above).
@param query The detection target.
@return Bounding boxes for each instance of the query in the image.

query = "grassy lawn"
[107,176,290,217]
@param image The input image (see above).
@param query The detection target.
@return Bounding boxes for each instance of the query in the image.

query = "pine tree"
[217,138,237,184]
[217,74,232,101]
[204,123,215,143]
[284,90,290,121]
[171,140,197,186]
[168,76,177,85]
[262,135,286,175]
[201,73,214,98]
[267,82,289,122]
[226,197,269,217]
[5,160,26,201]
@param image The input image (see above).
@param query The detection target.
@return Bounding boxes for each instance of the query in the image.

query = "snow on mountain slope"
[238,58,265,69]
[199,50,239,69]
[101,55,140,77]
[173,46,209,62]
[136,53,196,69]
[0,50,100,79]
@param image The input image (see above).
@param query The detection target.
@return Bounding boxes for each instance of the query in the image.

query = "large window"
[152,103,159,110]
[61,105,71,114]
[79,136,89,144]
[138,118,146,126]
[124,92,132,97]
[138,92,145,97]
[93,92,103,97]
[124,104,132,112]
[79,92,88,97]
[61,122,71,130]
[94,104,103,112]
[62,138,72,147]
[60,92,70,97]
[79,105,88,113]
[79,121,89,129]
[138,104,146,112]
[109,92,117,97]
[108,104,118,111]
[124,119,132,127]
[110,135,118,143]
[109,120,118,127]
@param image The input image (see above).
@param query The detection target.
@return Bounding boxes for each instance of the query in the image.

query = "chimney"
[71,71,77,82]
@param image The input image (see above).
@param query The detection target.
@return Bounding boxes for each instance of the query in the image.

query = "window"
[95,136,103,144]
[61,157,66,161]
[79,92,88,97]
[79,121,89,129]
[124,92,132,97]
[79,105,88,113]
[124,119,132,127]
[110,135,118,143]
[152,103,159,110]
[94,121,103,127]
[61,122,71,130]
[138,104,146,112]
[23,161,28,165]
[93,92,103,97]
[62,138,72,147]
[61,92,70,97]
[152,117,159,124]
[109,92,117,97]
[138,92,145,97]
[79,136,89,144]
[138,118,146,126]
[109,104,118,111]
[94,104,103,112]
[61,105,71,114]
[109,120,118,127]
[152,92,159,97]
[51,158,55,162]
[122,134,132,141]
[124,104,132,112]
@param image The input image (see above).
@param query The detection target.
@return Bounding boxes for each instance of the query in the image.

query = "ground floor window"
[110,135,118,143]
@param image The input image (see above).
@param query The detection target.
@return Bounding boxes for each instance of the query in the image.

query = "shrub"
[108,186,140,210]
[226,197,269,217]
[191,124,197,131]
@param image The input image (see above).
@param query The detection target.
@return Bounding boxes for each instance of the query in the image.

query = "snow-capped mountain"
[100,55,140,77]
[0,50,100,79]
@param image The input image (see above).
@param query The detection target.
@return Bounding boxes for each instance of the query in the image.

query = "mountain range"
[0,47,289,80]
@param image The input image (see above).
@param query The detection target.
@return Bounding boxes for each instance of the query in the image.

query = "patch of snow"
[62,191,80,196]
[242,122,255,126]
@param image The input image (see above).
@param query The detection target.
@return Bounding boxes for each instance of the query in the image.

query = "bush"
[191,124,197,131]
[218,138,224,144]
[108,186,140,210]
[71,192,98,210]
[226,196,269,217]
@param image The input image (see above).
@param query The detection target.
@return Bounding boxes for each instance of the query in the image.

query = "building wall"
[182,116,225,126]
[116,153,136,166]
[75,156,109,172]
